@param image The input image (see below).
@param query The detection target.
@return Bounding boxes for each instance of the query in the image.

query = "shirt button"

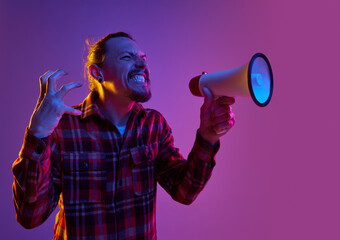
[118,180,123,187]
[35,145,43,154]
[148,152,152,160]
[82,162,89,168]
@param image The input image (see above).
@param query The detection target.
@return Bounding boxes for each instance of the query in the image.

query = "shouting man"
[12,32,235,240]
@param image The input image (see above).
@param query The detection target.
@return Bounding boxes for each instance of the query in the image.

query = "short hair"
[85,32,134,92]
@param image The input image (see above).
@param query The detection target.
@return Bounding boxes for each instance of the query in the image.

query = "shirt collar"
[80,92,146,120]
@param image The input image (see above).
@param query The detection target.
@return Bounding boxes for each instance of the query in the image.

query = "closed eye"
[120,53,147,62]
[121,55,132,60]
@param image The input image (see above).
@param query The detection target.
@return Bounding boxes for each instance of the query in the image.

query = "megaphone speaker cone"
[248,53,273,107]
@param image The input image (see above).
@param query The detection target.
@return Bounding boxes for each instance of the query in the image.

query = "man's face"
[100,37,151,103]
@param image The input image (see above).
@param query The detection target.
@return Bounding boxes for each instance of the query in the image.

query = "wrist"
[28,125,51,139]
[198,128,219,145]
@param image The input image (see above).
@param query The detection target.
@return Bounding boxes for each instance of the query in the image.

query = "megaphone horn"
[189,53,273,107]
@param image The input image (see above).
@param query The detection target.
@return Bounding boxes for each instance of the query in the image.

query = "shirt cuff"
[191,130,220,165]
[19,128,51,162]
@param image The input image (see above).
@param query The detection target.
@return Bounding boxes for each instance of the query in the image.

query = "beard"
[127,68,151,103]
[128,85,151,102]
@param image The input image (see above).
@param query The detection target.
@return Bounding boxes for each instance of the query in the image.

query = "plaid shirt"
[12,93,219,240]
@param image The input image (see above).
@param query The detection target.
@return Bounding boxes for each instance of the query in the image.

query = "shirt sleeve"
[156,119,219,205]
[12,128,61,229]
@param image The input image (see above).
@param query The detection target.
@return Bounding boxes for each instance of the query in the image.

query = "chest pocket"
[62,152,107,204]
[130,142,158,196]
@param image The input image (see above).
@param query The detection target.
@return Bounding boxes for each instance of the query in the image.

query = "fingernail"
[216,129,228,134]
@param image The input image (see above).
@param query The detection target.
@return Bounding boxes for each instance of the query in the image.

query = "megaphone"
[189,53,273,107]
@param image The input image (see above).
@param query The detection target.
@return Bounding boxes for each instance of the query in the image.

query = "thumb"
[202,87,214,107]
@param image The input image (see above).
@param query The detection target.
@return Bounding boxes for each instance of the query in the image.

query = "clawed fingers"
[38,70,54,99]
[37,69,83,117]
[47,69,69,94]
[57,82,83,98]
[39,70,54,86]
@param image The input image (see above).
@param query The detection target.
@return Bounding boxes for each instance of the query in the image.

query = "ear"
[89,64,103,80]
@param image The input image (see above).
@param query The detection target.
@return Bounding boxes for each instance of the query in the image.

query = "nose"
[135,57,147,69]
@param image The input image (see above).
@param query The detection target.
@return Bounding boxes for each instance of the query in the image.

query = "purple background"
[1,0,339,239]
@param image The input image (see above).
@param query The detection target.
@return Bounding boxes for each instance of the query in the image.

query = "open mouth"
[129,74,146,83]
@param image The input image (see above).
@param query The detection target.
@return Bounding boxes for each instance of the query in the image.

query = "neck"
[95,91,135,127]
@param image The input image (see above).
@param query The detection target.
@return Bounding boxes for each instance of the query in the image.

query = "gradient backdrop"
[1,0,339,239]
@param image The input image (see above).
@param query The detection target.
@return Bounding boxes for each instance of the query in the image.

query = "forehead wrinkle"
[104,38,133,54]
[104,38,147,63]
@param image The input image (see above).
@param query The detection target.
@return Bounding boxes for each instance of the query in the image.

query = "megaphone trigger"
[202,87,214,105]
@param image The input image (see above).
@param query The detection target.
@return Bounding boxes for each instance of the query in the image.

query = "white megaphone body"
[189,53,273,107]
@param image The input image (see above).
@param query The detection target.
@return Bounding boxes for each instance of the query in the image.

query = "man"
[12,32,235,240]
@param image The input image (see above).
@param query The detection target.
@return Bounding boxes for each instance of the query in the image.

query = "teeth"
[130,75,145,83]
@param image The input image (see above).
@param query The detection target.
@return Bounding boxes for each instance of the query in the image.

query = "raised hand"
[198,87,235,145]
[28,69,82,138]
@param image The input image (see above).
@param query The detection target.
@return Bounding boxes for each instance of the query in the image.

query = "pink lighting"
[2,0,339,239]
